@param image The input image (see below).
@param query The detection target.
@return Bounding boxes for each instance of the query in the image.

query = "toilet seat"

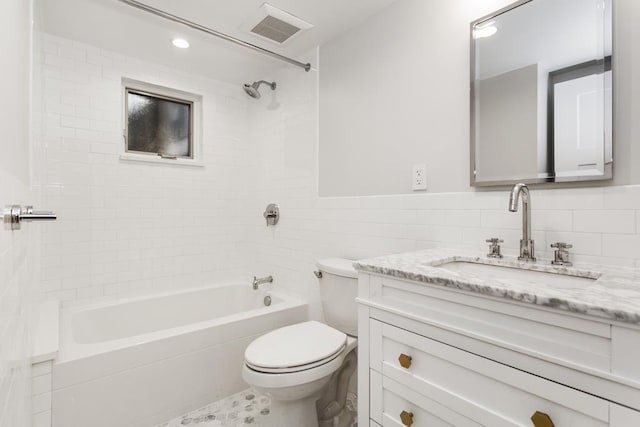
[246,343,346,373]
[244,321,347,373]
[242,335,358,390]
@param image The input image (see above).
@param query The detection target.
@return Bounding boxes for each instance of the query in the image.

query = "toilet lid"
[245,321,347,371]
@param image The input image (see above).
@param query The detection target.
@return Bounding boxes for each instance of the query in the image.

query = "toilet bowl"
[242,321,357,426]
[242,258,359,427]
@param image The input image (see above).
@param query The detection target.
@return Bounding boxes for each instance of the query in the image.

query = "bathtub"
[52,283,307,427]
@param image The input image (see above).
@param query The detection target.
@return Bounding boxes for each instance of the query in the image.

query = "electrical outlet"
[412,164,427,191]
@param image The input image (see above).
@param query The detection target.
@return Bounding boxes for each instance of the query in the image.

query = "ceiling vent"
[242,3,313,45]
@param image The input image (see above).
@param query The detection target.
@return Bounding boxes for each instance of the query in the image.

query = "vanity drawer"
[370,275,612,373]
[370,370,484,426]
[370,319,611,426]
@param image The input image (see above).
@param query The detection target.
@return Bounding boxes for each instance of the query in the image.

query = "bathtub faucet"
[253,275,273,290]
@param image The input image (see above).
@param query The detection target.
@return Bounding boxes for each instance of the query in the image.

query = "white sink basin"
[437,261,597,287]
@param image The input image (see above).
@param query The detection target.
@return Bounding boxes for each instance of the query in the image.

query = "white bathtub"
[52,283,307,427]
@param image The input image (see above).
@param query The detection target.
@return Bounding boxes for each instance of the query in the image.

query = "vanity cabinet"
[357,273,640,427]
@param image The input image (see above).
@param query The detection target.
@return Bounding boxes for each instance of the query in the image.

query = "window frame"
[121,78,203,167]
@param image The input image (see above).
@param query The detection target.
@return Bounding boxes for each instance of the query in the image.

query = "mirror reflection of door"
[550,58,612,177]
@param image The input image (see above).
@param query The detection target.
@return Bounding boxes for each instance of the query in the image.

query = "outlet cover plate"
[412,164,427,191]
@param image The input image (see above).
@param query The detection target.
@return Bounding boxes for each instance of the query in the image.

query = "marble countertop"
[353,248,640,325]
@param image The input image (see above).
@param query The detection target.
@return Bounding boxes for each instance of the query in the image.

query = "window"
[122,79,202,165]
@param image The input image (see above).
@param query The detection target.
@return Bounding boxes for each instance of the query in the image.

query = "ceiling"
[36,0,399,84]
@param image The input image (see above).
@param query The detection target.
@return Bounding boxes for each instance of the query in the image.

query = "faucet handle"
[551,242,573,266]
[486,237,504,258]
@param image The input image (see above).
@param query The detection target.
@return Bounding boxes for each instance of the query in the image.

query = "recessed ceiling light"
[172,38,190,49]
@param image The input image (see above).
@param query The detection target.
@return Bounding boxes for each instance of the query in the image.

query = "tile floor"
[155,389,358,427]
[155,389,269,427]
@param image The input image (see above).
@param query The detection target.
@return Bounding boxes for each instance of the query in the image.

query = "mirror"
[471,0,612,186]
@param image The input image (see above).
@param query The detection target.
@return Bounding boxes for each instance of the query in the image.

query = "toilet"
[242,258,358,427]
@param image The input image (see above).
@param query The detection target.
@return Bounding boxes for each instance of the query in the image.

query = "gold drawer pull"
[398,353,412,369]
[531,411,555,427]
[400,410,414,426]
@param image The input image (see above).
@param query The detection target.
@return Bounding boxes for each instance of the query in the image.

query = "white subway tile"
[602,234,640,259]
[573,210,636,234]
[87,53,114,67]
[57,45,86,61]
[60,116,91,129]
[535,187,605,210]
[90,142,119,154]
[480,210,521,230]
[603,186,640,209]
[532,210,573,231]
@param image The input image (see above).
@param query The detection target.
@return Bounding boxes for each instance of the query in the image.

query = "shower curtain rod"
[116,0,312,72]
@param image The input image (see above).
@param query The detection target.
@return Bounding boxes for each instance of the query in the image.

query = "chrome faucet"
[509,183,536,262]
[253,275,273,290]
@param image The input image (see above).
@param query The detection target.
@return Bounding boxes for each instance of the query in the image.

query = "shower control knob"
[551,242,573,266]
[486,238,503,258]
[263,203,280,227]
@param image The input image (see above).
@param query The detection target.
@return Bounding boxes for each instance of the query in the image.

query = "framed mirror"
[470,0,612,187]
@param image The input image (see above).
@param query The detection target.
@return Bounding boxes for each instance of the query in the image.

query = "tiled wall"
[35,33,255,303]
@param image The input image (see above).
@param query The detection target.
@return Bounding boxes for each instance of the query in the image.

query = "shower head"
[243,80,276,99]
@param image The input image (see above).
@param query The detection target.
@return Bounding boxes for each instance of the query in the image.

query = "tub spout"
[253,275,273,290]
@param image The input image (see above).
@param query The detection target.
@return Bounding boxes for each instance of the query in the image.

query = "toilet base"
[262,393,321,427]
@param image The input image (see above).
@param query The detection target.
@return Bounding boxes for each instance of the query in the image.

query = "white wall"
[319,0,640,196]
[34,34,255,303]
[0,1,37,426]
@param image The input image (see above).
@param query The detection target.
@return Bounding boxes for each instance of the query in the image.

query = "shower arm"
[116,0,312,72]
[254,80,276,89]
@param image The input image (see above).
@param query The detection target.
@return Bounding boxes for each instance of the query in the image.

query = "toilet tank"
[317,258,358,337]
